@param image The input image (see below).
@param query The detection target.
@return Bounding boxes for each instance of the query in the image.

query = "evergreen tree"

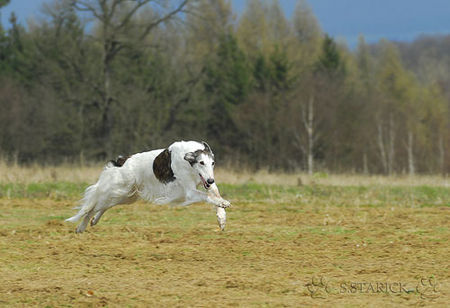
[315,34,345,77]
[204,33,251,153]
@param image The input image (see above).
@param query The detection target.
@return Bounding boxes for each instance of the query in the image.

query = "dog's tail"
[65,184,98,223]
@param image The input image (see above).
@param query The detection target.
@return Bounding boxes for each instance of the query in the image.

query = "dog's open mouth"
[199,174,210,190]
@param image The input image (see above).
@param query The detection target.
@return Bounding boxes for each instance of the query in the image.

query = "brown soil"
[0,198,448,307]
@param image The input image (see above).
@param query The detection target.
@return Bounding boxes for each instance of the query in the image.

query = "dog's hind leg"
[87,195,115,229]
[76,210,95,233]
[90,190,138,227]
[90,209,106,226]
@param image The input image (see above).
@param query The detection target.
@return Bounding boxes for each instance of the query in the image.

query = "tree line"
[0,0,448,175]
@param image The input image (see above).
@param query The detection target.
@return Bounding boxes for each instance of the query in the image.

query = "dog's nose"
[207,178,215,185]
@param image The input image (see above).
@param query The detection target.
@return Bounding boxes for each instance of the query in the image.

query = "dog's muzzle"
[199,174,213,189]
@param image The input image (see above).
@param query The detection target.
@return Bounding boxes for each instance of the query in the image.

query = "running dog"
[65,141,230,233]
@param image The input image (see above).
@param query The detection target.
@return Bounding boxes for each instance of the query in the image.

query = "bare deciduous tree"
[70,0,189,156]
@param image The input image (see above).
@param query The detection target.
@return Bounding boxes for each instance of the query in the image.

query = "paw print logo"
[306,276,330,298]
[416,277,439,299]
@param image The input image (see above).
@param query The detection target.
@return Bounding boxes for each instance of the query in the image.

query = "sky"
[1,0,450,48]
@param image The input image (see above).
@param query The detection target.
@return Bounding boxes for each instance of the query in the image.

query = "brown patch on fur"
[184,149,206,166]
[110,155,130,167]
[153,149,176,184]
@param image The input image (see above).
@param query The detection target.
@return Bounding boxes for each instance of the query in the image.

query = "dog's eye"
[212,162,215,166]
[200,161,205,165]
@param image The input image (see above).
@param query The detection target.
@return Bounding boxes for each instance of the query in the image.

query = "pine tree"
[204,33,251,152]
[316,34,345,77]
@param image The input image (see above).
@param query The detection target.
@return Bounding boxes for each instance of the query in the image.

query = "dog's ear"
[202,141,212,154]
[184,152,196,165]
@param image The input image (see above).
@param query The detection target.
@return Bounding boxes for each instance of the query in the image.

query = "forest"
[0,0,449,174]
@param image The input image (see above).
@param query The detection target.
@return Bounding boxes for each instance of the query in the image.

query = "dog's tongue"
[200,175,210,189]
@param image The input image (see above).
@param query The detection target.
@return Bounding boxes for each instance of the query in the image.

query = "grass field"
[0,170,449,306]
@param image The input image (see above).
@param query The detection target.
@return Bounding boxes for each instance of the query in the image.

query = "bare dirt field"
[0,181,449,307]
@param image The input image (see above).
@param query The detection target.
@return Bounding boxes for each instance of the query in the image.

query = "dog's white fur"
[66,141,230,233]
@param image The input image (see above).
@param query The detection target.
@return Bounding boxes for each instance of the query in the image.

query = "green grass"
[221,183,449,206]
[0,182,448,207]
[0,182,88,199]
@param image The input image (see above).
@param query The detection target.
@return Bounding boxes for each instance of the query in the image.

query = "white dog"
[66,141,231,233]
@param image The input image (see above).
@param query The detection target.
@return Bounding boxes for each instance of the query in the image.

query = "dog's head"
[184,141,215,189]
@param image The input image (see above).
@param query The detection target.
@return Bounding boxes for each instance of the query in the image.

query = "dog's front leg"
[206,183,230,209]
[181,187,228,230]
[180,186,230,208]
[179,189,210,206]
[215,206,226,231]
[208,184,229,231]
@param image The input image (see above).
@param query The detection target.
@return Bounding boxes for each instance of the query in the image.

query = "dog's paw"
[218,199,231,208]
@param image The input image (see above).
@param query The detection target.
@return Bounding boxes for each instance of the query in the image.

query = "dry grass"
[0,162,448,306]
[0,160,448,187]
[0,194,448,307]
[0,161,102,184]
